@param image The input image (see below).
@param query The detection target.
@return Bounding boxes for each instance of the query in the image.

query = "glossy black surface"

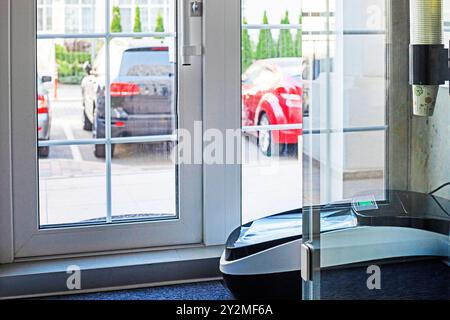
[225,190,450,262]
[354,190,450,236]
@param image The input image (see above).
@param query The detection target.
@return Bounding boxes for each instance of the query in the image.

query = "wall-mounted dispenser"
[409,0,450,116]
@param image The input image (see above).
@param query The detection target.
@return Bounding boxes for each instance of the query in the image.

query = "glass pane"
[241,0,303,223]
[242,135,301,224]
[110,0,176,34]
[303,0,450,301]
[111,142,176,221]
[342,131,386,200]
[36,0,105,35]
[106,37,176,141]
[39,144,107,226]
[37,38,105,143]
[36,0,179,227]
[107,36,177,221]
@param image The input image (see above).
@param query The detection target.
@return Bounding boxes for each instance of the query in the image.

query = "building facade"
[37,0,172,34]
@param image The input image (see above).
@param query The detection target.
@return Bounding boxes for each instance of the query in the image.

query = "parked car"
[81,39,175,158]
[37,75,52,157]
[242,58,303,156]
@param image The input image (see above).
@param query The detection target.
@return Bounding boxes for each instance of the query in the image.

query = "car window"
[243,65,262,85]
[253,67,274,86]
[279,66,302,82]
[119,50,171,77]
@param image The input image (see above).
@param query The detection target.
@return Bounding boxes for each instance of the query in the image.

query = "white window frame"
[0,0,241,262]
[0,0,241,263]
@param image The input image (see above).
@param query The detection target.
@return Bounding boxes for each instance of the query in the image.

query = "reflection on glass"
[302,0,387,206]
[39,145,107,226]
[241,0,304,223]
[111,143,176,221]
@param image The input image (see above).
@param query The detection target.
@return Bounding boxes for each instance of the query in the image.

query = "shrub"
[277,11,295,57]
[133,6,142,33]
[55,43,92,84]
[111,6,123,33]
[294,12,303,57]
[255,11,277,60]
[242,17,254,72]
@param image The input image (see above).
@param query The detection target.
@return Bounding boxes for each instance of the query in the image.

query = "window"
[241,0,387,223]
[64,0,96,33]
[241,0,303,223]
[9,0,207,258]
[113,0,171,33]
[38,1,178,227]
[37,0,53,32]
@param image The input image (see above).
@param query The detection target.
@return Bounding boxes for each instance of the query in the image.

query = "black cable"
[428,183,450,217]
[431,195,450,217]
[429,182,450,195]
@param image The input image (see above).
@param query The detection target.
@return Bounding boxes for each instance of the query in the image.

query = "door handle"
[301,242,314,282]
[181,0,203,66]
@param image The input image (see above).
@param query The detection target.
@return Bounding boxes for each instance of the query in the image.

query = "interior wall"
[387,0,411,192]
[423,88,450,197]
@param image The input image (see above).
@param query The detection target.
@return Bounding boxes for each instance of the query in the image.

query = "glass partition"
[302,0,450,300]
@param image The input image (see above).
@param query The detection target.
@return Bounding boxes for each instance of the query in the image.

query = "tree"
[277,11,295,57]
[110,6,122,33]
[255,11,276,60]
[133,6,142,33]
[294,12,303,57]
[242,17,254,71]
[154,10,165,38]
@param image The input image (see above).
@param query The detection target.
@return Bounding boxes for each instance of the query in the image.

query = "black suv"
[81,40,175,157]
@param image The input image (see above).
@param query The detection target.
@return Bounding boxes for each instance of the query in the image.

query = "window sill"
[0,245,224,300]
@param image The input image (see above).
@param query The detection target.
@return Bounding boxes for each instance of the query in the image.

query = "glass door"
[302,0,450,300]
[12,0,203,258]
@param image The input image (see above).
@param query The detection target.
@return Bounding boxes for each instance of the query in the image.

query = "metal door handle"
[181,0,203,66]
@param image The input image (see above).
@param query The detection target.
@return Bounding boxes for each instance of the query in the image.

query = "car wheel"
[258,113,275,157]
[38,146,50,158]
[94,144,115,158]
[83,110,93,131]
[286,144,298,156]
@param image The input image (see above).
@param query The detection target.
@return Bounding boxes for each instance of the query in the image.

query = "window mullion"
[105,0,112,223]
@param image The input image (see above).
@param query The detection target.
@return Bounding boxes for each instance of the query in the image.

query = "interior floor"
[321,259,449,300]
[43,259,449,300]
[45,281,234,301]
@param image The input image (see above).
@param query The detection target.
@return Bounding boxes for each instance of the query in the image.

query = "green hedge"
[55,44,91,84]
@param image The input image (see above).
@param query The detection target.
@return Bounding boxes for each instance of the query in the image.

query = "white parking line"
[62,122,83,162]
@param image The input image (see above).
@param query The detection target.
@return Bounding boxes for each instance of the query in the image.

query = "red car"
[242,58,303,156]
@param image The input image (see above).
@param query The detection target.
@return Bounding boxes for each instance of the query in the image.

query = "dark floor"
[50,281,234,300]
[49,260,449,300]
[321,259,450,300]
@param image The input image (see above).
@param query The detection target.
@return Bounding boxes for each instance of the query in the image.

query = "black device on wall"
[409,43,450,91]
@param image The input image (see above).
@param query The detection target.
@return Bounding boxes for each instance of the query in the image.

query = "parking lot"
[39,84,383,226]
